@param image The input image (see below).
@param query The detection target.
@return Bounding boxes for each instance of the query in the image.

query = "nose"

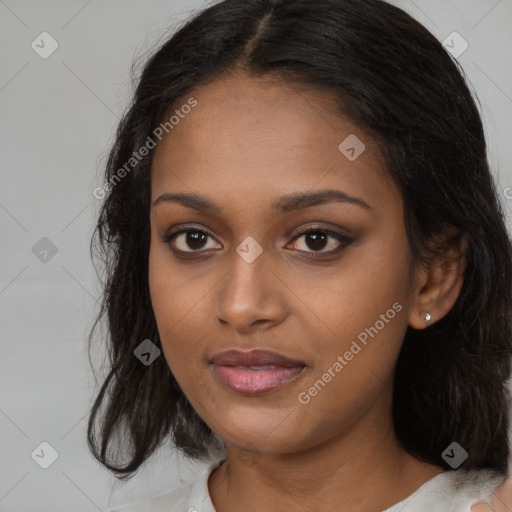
[216,247,288,334]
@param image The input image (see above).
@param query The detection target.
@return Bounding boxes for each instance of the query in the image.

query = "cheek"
[294,233,412,401]
[148,236,204,329]
[149,247,191,359]
[294,234,411,352]
[342,225,412,327]
[148,243,218,385]
[293,290,408,446]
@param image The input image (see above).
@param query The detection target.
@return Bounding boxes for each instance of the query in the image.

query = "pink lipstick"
[210,349,306,396]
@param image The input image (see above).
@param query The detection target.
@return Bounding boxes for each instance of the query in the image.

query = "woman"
[87,0,512,510]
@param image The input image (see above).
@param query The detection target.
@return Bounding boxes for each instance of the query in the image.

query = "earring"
[425,312,432,326]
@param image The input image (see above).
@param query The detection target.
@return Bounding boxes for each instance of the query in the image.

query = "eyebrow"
[151,189,371,214]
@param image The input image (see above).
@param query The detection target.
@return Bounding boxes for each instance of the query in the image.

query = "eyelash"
[163,225,354,258]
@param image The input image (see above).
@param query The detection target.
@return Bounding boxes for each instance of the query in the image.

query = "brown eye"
[165,228,221,253]
[163,225,353,259]
[289,228,353,254]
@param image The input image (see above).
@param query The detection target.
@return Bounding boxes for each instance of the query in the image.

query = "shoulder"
[109,483,191,512]
[108,455,226,512]
[385,467,507,512]
[471,476,512,512]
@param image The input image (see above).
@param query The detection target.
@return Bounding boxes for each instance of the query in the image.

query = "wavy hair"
[87,0,512,480]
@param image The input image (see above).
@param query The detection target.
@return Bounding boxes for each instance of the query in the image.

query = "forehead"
[150,73,397,213]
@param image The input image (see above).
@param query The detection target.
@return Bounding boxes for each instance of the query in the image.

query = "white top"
[109,456,505,512]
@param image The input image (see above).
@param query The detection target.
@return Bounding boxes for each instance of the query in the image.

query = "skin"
[148,71,470,512]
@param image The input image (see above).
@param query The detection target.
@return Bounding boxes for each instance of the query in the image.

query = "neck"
[208,389,444,512]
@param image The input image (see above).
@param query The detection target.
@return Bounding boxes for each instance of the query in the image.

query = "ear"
[408,226,468,330]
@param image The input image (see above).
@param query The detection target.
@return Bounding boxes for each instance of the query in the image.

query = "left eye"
[288,228,352,254]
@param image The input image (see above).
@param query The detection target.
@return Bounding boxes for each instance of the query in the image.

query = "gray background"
[1,1,511,510]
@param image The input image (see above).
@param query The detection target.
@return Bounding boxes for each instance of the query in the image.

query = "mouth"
[210,349,306,396]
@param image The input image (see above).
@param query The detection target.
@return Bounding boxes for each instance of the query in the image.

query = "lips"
[210,349,306,395]
[210,349,305,368]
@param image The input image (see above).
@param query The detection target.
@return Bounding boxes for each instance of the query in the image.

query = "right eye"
[164,227,222,254]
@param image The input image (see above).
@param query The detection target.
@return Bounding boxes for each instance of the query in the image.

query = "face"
[149,72,419,455]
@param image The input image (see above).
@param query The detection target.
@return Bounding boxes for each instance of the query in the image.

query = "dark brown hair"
[87,0,512,480]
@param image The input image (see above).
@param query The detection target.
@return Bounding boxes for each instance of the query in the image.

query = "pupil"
[306,232,327,251]
[187,231,207,250]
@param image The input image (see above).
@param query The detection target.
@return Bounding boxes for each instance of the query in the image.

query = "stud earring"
[425,312,432,326]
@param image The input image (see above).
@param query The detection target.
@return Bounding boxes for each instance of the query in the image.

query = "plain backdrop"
[1,1,511,510]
